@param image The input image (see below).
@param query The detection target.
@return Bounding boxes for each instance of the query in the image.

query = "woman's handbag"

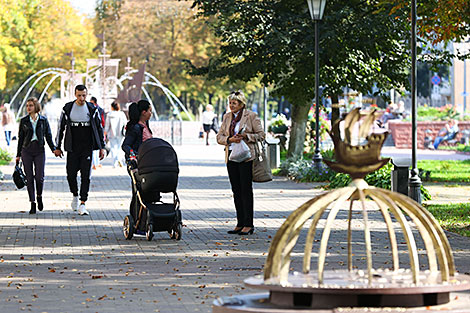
[13,162,27,189]
[229,140,252,163]
[252,139,272,183]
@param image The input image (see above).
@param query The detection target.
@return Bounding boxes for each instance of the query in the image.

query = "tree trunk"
[287,102,310,158]
[331,94,340,126]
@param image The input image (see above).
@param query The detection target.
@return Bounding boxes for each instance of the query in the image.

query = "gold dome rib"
[386,191,455,279]
[369,190,439,275]
[358,188,374,284]
[317,188,357,283]
[303,208,326,274]
[347,199,355,272]
[388,190,455,276]
[264,188,354,283]
[367,190,420,284]
[368,190,400,272]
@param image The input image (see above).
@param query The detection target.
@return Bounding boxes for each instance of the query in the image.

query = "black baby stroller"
[123,138,182,241]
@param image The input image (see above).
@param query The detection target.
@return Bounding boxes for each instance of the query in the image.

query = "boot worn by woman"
[37,196,43,211]
[29,202,36,214]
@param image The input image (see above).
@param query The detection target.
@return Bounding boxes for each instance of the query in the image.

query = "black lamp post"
[307,0,327,171]
[408,0,422,203]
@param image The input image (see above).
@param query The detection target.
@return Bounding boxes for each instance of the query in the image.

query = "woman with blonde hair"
[16,97,56,214]
[216,90,265,235]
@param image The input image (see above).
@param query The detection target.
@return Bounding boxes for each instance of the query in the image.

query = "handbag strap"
[253,137,267,160]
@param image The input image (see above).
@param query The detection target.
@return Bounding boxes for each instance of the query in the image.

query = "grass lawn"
[418,159,470,183]
[424,203,470,237]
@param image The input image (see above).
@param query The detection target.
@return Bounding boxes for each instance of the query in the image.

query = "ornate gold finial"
[324,108,390,179]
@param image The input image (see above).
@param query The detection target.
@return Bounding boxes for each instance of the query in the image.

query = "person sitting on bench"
[430,119,459,150]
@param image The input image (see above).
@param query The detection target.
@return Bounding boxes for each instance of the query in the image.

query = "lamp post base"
[313,153,323,172]
[409,169,422,204]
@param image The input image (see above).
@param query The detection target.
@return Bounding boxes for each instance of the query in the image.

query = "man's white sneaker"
[78,204,89,216]
[71,196,79,211]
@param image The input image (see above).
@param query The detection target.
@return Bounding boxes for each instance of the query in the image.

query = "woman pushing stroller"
[121,100,182,241]
[122,100,154,224]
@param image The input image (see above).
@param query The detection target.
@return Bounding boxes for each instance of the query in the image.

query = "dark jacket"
[56,101,105,152]
[121,122,152,159]
[16,115,56,157]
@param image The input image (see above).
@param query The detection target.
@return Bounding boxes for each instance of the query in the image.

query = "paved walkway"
[0,144,470,312]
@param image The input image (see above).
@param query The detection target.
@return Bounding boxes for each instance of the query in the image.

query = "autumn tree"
[0,0,96,103]
[95,0,247,118]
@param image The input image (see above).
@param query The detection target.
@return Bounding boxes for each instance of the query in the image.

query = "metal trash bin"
[266,137,280,169]
[391,157,411,196]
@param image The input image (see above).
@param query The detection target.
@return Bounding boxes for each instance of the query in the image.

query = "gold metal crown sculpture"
[238,109,470,310]
[324,108,390,179]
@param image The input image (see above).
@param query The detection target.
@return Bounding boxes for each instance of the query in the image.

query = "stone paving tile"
[0,144,470,312]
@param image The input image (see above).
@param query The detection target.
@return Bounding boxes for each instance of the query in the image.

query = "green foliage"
[414,104,460,121]
[191,0,416,158]
[424,203,470,237]
[0,147,12,165]
[326,162,431,200]
[418,159,470,182]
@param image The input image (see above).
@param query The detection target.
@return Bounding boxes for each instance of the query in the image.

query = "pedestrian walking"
[90,96,105,170]
[54,85,106,216]
[122,100,154,223]
[15,97,57,214]
[104,101,127,167]
[216,90,265,236]
[2,103,15,146]
[202,104,217,145]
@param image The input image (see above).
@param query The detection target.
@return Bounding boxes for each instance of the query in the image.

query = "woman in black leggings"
[16,97,56,214]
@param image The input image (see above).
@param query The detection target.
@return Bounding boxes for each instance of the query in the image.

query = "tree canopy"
[191,0,414,156]
[0,0,96,97]
[95,0,247,112]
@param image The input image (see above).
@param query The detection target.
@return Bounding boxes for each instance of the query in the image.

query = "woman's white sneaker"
[78,203,89,216]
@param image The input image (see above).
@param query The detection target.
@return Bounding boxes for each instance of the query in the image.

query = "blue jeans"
[4,131,11,146]
[433,133,455,149]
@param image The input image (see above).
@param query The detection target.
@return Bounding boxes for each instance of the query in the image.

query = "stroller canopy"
[137,138,179,175]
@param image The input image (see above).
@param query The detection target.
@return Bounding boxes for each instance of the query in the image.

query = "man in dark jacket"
[54,85,106,215]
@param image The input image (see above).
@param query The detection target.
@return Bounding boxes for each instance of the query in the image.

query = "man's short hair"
[75,85,87,92]
[90,97,97,104]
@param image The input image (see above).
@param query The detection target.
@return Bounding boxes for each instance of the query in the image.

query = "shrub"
[0,147,12,165]
[268,114,289,134]
[279,157,335,182]
[327,162,431,200]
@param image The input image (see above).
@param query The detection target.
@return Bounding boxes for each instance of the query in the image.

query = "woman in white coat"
[104,102,128,167]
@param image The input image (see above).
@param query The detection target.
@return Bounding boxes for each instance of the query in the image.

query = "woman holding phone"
[216,90,265,235]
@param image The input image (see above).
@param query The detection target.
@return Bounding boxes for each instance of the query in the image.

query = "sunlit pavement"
[1,143,470,312]
[0,143,322,312]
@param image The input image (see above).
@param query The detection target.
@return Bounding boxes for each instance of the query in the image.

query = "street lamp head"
[307,0,327,20]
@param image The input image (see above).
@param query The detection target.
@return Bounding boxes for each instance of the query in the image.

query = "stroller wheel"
[174,223,182,241]
[123,215,134,240]
[146,224,154,241]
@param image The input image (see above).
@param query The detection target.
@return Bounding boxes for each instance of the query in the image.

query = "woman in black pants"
[122,100,153,227]
[216,90,265,235]
[16,97,56,214]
